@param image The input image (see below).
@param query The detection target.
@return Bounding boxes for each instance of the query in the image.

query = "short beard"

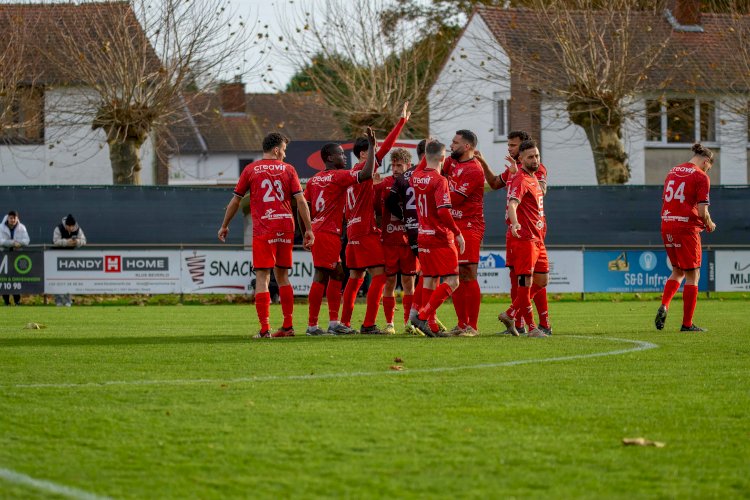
[450,150,462,160]
[525,163,539,172]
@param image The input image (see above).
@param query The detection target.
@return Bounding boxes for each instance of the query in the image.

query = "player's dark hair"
[455,129,478,148]
[425,140,445,161]
[320,143,340,163]
[262,132,289,152]
[508,130,530,142]
[692,143,714,162]
[353,137,370,158]
[64,214,76,226]
[518,139,538,154]
[7,210,17,217]
[416,139,426,159]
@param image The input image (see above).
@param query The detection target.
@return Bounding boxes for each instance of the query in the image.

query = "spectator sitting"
[53,214,87,307]
[1,210,30,306]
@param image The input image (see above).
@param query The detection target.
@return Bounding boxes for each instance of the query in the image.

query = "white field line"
[0,467,112,500]
[5,336,658,390]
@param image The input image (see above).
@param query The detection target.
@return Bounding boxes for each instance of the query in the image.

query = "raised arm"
[357,127,377,183]
[376,102,410,163]
[475,152,505,190]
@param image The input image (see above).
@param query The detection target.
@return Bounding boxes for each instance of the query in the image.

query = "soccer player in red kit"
[480,130,551,335]
[441,130,485,336]
[375,147,420,335]
[341,102,410,334]
[497,140,549,338]
[218,132,314,338]
[655,143,716,332]
[303,128,378,336]
[410,140,466,337]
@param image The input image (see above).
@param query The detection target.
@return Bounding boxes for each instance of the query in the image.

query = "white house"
[429,0,750,185]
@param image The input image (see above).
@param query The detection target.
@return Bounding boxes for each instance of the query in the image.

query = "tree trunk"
[568,100,630,185]
[108,139,142,185]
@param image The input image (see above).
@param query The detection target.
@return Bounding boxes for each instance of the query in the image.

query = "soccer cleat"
[655,305,668,330]
[404,323,424,336]
[253,330,271,339]
[271,326,295,338]
[329,323,356,335]
[680,324,707,332]
[360,324,385,335]
[458,326,479,337]
[539,325,552,336]
[383,324,396,335]
[408,308,419,325]
[527,327,549,338]
[447,325,466,336]
[411,317,434,337]
[306,326,327,336]
[431,327,453,338]
[498,312,519,336]
[435,317,448,332]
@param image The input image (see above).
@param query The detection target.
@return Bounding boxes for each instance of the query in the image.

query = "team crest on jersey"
[456,169,463,176]
[666,233,673,243]
[443,193,451,204]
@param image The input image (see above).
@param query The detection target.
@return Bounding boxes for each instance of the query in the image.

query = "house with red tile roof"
[429,0,750,185]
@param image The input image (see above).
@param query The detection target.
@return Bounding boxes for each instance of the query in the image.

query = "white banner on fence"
[180,249,315,295]
[477,249,583,294]
[45,250,182,294]
[715,250,750,291]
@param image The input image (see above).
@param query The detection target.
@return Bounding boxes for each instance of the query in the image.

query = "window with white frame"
[646,98,716,144]
[493,93,509,142]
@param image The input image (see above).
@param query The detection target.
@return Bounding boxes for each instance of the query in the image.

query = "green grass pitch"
[1,298,749,499]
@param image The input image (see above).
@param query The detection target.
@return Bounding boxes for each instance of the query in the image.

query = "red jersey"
[660,162,710,233]
[375,176,408,246]
[304,168,359,235]
[503,163,548,230]
[411,168,454,248]
[507,168,545,241]
[234,159,302,237]
[444,157,485,234]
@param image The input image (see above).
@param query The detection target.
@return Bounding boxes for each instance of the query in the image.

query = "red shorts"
[418,245,459,277]
[509,239,548,276]
[252,232,294,269]
[384,245,420,276]
[345,232,385,269]
[458,229,483,265]
[311,231,342,270]
[662,230,702,270]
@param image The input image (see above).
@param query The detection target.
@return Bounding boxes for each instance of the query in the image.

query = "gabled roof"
[172,91,345,155]
[476,6,749,93]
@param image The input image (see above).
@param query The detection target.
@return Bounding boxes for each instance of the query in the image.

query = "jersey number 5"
[262,179,285,202]
[664,180,686,203]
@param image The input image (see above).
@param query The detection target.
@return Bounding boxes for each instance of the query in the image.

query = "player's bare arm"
[357,126,377,183]
[698,204,716,233]
[218,196,242,242]
[539,180,548,196]
[294,193,315,250]
[507,199,521,238]
[475,151,504,190]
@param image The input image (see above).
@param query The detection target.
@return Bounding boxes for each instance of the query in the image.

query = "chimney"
[667,0,701,28]
[219,76,246,114]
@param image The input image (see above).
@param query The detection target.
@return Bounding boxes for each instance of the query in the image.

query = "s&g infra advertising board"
[0,250,44,294]
[584,250,711,292]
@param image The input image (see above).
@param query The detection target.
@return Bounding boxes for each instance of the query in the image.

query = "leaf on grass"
[622,437,665,448]
[394,357,403,363]
[389,365,404,371]
[23,322,46,330]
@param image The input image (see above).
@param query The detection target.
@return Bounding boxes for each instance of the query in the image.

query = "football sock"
[412,279,424,312]
[682,284,699,327]
[509,268,524,328]
[326,278,342,322]
[363,274,387,326]
[307,281,325,327]
[255,291,271,332]
[530,283,550,328]
[341,277,364,326]
[452,282,468,328]
[662,278,681,308]
[402,294,413,324]
[419,283,453,328]
[420,286,434,319]
[279,285,294,329]
[507,285,532,326]
[383,295,396,324]
[465,279,481,330]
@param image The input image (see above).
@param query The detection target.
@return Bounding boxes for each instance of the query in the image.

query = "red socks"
[383,295,396,324]
[402,294,413,324]
[279,285,294,329]
[682,284,698,327]
[341,277,364,326]
[452,283,468,328]
[363,274,387,326]
[662,279,681,308]
[327,279,342,322]
[255,291,271,332]
[412,280,424,312]
[465,279,481,330]
[308,281,325,327]
[418,283,453,329]
[530,283,550,328]
[506,285,533,328]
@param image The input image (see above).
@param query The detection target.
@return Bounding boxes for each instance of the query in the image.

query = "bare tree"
[44,0,258,185]
[277,0,448,137]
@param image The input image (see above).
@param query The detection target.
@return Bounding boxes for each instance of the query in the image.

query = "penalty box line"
[0,466,112,500]
[6,336,659,390]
